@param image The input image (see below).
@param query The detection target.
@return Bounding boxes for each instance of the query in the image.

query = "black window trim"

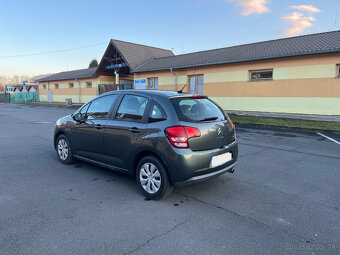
[111,93,152,124]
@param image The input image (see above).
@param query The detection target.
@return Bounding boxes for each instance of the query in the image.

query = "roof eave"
[133,48,340,73]
[110,39,134,71]
[36,74,97,83]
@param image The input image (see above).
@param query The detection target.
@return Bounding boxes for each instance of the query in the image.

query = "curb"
[226,111,340,123]
[234,122,340,137]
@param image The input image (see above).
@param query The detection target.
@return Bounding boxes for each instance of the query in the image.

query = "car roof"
[102,89,197,98]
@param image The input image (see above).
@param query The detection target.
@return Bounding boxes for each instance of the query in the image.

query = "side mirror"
[73,113,82,122]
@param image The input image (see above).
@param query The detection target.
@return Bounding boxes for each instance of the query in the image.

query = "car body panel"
[102,120,149,170]
[180,120,235,151]
[70,119,107,162]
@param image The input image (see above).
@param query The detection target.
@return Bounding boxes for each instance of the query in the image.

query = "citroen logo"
[217,127,222,135]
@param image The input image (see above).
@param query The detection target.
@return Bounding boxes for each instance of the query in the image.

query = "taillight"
[230,120,235,130]
[184,126,201,138]
[165,126,201,148]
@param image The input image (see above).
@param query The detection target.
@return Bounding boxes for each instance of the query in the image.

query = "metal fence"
[10,91,39,103]
[98,83,133,95]
[0,93,10,103]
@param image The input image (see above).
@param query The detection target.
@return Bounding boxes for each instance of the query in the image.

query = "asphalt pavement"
[0,103,339,255]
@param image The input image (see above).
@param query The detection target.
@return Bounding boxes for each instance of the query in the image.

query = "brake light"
[165,126,201,148]
[192,95,203,98]
[230,120,235,130]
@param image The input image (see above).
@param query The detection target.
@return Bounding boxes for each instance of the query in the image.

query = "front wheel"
[56,135,74,164]
[136,156,173,200]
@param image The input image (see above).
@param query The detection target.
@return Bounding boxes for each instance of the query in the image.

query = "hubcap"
[57,139,69,161]
[139,163,161,194]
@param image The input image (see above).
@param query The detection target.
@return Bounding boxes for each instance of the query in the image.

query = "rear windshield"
[171,97,226,122]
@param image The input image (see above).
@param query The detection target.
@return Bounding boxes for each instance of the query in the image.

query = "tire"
[136,156,173,200]
[56,134,74,164]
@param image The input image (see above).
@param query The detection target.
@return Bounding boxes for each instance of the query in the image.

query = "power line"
[0,42,107,59]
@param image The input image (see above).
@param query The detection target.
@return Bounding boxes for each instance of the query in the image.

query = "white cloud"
[280,5,320,36]
[227,0,270,16]
[290,5,321,13]
[280,12,316,36]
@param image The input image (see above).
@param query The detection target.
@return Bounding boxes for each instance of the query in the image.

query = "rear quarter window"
[148,102,167,123]
[171,97,226,122]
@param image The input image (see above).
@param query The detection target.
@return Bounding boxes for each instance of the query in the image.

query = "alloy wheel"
[139,163,161,194]
[57,139,69,161]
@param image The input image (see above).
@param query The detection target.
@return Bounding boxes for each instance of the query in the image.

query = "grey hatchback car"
[54,90,238,199]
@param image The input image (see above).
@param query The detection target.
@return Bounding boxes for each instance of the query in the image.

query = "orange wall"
[134,53,340,98]
[204,78,340,98]
[134,53,340,78]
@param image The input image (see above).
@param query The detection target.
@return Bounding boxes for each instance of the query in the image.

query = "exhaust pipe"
[227,168,235,174]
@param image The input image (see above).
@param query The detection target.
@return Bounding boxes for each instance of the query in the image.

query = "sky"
[0,0,340,77]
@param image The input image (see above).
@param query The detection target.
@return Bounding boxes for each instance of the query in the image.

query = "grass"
[229,114,340,132]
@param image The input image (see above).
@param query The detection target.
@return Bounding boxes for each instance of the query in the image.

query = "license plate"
[210,152,232,168]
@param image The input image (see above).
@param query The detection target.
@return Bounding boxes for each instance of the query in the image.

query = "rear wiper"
[197,117,219,122]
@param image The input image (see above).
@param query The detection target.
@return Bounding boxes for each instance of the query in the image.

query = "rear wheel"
[136,156,173,200]
[56,135,74,164]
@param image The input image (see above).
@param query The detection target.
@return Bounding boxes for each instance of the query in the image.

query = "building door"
[189,76,196,93]
[148,78,158,89]
[189,75,204,95]
[47,91,52,102]
[197,75,203,95]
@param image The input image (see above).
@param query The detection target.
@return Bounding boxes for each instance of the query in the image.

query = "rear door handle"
[95,124,103,130]
[129,127,141,133]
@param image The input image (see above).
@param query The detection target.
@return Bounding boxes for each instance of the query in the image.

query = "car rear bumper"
[173,161,237,186]
[163,140,239,185]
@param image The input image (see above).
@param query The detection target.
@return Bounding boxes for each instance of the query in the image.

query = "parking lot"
[0,103,339,255]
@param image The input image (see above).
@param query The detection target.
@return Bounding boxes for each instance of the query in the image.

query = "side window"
[74,103,90,120]
[115,95,150,122]
[86,95,117,120]
[79,104,90,119]
[149,102,167,123]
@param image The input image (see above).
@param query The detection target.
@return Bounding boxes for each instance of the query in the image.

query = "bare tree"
[12,75,19,83]
[0,75,35,84]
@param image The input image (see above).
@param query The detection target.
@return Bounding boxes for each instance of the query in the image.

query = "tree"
[89,59,98,68]
[12,75,19,83]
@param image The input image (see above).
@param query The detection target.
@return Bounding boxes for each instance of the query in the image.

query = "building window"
[69,83,74,88]
[55,84,59,89]
[336,64,340,77]
[148,77,158,89]
[86,82,92,88]
[249,70,273,81]
[42,84,46,89]
[189,75,204,95]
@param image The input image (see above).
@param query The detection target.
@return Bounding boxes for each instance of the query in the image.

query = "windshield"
[171,97,226,122]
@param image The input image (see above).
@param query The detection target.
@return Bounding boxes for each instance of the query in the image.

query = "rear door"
[170,97,235,151]
[71,94,118,162]
[102,94,151,170]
